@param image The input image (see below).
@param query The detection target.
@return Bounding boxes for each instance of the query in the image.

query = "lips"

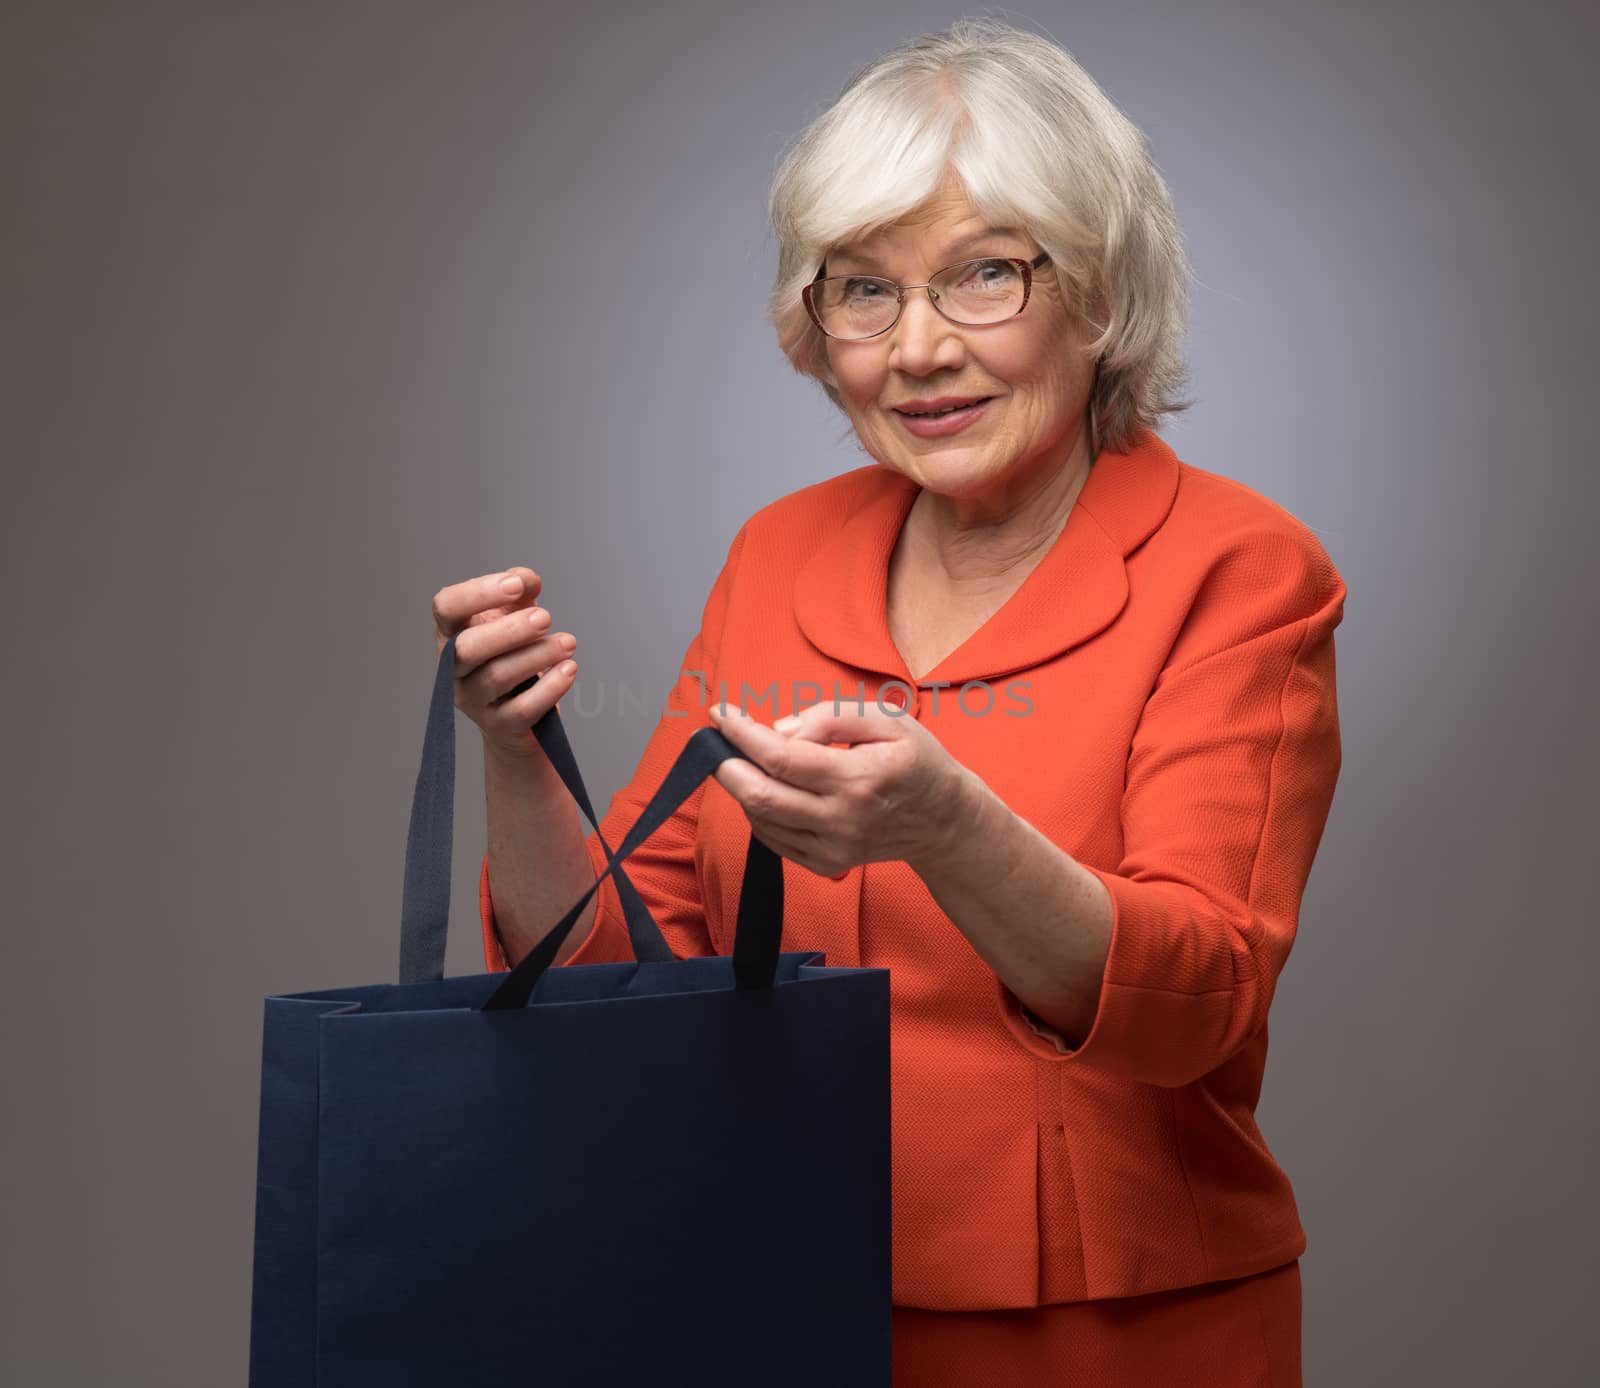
[894,395,994,416]
[894,396,994,437]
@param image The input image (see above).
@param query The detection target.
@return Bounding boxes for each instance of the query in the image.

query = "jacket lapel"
[792,429,1181,684]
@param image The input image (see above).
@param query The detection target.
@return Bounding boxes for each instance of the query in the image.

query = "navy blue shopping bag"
[246,631,891,1386]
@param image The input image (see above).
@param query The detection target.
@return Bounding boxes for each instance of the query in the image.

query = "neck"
[902,422,1095,590]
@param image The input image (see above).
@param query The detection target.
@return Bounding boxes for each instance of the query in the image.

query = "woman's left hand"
[706,698,970,877]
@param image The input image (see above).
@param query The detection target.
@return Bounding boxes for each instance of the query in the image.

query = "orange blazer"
[480,427,1346,1312]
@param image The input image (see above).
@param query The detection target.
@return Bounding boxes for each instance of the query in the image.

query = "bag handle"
[398,631,785,1007]
[481,709,785,1010]
[400,630,672,982]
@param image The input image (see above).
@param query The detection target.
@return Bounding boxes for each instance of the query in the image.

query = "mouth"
[892,395,996,438]
[892,395,996,417]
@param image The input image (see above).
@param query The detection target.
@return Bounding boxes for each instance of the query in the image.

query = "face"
[820,170,1098,506]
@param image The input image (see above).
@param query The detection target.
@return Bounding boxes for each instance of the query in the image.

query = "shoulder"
[1131,454,1348,671]
[714,463,893,568]
[740,463,888,536]
[1162,456,1346,612]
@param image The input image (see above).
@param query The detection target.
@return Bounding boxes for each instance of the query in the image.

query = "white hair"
[766,15,1194,455]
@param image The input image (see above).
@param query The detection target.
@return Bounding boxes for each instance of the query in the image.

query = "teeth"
[910,402,975,417]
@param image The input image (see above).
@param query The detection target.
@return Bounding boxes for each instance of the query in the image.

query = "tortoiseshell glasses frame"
[802,251,1052,340]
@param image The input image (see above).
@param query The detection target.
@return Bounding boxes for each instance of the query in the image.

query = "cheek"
[829,354,877,403]
[1003,345,1083,415]
[973,328,1054,392]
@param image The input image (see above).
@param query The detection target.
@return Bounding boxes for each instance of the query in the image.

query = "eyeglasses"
[802,251,1050,340]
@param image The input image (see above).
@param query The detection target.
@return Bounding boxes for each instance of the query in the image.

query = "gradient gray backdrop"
[5,2,1596,1383]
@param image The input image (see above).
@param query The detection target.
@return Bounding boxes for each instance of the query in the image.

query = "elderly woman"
[438,18,1342,1386]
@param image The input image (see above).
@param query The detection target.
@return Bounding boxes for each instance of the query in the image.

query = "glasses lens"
[811,259,1026,339]
[812,275,899,339]
[930,258,1027,324]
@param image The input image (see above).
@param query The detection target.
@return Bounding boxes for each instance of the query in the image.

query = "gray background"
[4,1,1595,1382]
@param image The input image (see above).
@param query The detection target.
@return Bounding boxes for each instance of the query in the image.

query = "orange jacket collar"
[792,429,1181,685]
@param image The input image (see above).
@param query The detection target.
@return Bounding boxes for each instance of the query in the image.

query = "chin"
[894,452,1008,492]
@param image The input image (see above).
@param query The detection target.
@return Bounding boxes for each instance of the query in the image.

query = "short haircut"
[767,16,1195,455]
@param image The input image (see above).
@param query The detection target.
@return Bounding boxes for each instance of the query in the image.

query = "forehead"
[830,222,1030,269]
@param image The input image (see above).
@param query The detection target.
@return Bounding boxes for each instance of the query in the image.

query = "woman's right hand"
[432,566,578,760]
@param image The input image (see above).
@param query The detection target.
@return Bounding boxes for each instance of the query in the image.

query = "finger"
[712,752,827,835]
[454,603,555,678]
[709,702,845,794]
[771,700,910,746]
[433,567,544,640]
[486,651,579,729]
[748,820,827,873]
[470,630,578,705]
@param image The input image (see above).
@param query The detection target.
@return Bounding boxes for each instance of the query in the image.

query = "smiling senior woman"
[444,17,1342,1386]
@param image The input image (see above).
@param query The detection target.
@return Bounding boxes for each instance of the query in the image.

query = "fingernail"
[707,702,723,720]
[774,715,800,733]
[499,574,522,596]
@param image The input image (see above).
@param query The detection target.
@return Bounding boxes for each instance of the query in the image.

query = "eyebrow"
[829,225,1028,271]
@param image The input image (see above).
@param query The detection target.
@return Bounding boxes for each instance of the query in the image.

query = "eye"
[961,260,1013,287]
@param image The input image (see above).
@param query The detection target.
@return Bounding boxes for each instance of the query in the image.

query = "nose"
[887,286,964,373]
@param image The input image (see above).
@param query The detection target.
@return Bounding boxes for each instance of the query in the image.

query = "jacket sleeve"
[480,521,751,971]
[998,525,1346,1088]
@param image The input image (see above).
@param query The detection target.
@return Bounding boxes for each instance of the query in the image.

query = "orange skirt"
[891,1259,1301,1387]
